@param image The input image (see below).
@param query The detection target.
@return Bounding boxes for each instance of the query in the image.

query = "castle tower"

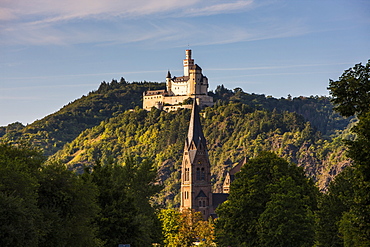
[180,99,212,219]
[183,49,194,77]
[166,70,173,95]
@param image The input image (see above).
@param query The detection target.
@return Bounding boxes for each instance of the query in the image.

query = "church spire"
[186,99,206,149]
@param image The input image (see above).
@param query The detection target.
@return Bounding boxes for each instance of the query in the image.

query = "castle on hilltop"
[143,50,214,111]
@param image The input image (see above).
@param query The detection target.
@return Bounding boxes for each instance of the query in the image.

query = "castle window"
[201,168,205,180]
[203,200,206,207]
[199,200,202,207]
[196,168,201,180]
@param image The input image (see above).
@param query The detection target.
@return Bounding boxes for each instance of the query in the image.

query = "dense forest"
[1,60,369,246]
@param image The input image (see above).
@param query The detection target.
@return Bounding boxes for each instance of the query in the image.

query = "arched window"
[185,168,190,181]
[196,168,201,180]
[201,168,205,180]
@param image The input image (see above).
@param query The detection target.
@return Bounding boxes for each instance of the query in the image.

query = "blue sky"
[1,0,369,126]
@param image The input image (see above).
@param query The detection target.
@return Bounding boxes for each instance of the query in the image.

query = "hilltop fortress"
[143,50,214,111]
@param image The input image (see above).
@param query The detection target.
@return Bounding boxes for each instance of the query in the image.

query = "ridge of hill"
[0,79,164,156]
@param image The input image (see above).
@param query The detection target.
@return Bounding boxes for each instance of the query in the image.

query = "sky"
[1,0,370,126]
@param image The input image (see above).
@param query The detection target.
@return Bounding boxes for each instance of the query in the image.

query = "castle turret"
[183,49,194,76]
[180,99,213,219]
[166,70,173,95]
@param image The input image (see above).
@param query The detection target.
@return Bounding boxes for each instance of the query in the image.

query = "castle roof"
[187,99,207,149]
[173,76,189,82]
[144,89,166,96]
[166,70,171,78]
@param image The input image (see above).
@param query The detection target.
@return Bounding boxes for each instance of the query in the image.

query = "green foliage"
[158,208,215,247]
[37,163,100,247]
[49,102,349,206]
[328,60,370,117]
[212,85,351,137]
[0,143,43,247]
[0,142,163,247]
[0,143,101,246]
[315,167,355,247]
[84,157,162,246]
[215,152,318,247]
[325,60,370,245]
[1,80,164,156]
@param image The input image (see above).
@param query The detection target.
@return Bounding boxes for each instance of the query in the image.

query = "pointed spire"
[166,70,171,78]
[187,98,206,149]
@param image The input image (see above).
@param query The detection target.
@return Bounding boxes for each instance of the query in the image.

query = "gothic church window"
[196,168,200,180]
[201,168,205,180]
[185,168,190,181]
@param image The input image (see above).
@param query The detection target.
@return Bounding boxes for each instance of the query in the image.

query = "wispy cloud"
[0,0,310,47]
[182,0,254,17]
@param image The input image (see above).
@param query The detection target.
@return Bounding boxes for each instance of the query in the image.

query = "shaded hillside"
[50,103,352,207]
[1,79,165,156]
[211,85,351,136]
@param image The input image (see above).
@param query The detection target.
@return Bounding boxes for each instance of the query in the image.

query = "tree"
[328,60,370,117]
[315,167,355,247]
[0,143,44,247]
[327,60,370,245]
[158,208,215,247]
[37,163,100,247]
[84,157,162,246]
[215,152,318,247]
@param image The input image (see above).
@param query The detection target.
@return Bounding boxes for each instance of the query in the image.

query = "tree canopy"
[325,59,370,245]
[215,152,318,247]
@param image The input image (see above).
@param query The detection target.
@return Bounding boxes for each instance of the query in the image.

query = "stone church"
[143,50,214,111]
[180,99,245,219]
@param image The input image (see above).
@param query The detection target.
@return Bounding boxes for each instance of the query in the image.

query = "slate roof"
[187,99,207,149]
[228,157,247,182]
[173,76,190,82]
[212,193,229,209]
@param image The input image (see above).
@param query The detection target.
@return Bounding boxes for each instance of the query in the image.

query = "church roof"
[187,99,207,149]
[229,157,247,176]
[212,193,229,209]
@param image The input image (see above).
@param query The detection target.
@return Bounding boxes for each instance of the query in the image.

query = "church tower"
[180,99,213,219]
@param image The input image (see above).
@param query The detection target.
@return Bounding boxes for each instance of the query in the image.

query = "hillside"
[49,103,352,207]
[0,79,164,156]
